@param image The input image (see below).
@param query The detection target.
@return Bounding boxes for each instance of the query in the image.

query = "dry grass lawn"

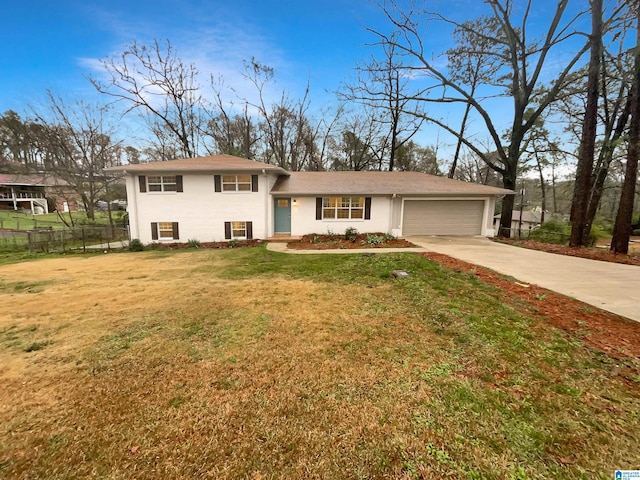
[0,247,639,479]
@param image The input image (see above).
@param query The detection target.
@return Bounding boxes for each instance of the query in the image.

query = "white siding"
[127,172,275,243]
[290,196,393,236]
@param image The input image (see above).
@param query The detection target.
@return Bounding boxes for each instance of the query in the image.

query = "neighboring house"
[0,173,78,214]
[493,210,544,238]
[108,154,514,244]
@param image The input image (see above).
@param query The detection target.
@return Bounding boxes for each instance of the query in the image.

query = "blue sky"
[1,0,388,113]
[0,0,591,158]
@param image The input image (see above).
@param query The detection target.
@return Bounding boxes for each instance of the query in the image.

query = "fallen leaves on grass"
[421,251,640,361]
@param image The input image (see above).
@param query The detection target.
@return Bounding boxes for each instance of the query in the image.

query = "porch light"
[292,198,297,205]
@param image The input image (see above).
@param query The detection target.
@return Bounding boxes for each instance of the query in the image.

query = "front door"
[274,198,291,233]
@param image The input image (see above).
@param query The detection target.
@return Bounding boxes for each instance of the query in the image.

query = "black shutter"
[251,174,258,192]
[316,197,322,220]
[176,175,183,192]
[246,221,253,239]
[172,222,179,239]
[214,175,222,192]
[151,222,158,240]
[364,197,372,220]
[224,222,231,239]
[139,176,147,193]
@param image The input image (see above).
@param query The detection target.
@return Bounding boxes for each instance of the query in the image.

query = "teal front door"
[274,198,292,233]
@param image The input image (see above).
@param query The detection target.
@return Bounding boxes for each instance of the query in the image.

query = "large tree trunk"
[570,0,603,247]
[611,10,640,254]
[498,164,517,238]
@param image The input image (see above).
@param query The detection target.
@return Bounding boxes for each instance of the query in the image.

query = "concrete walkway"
[266,242,427,255]
[407,236,640,323]
[266,237,640,322]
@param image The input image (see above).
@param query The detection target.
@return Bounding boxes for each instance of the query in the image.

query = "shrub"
[528,221,570,245]
[366,234,384,246]
[344,227,359,242]
[383,233,396,241]
[228,239,238,248]
[187,239,201,249]
[128,238,144,252]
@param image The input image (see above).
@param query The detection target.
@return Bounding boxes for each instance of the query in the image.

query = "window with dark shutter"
[364,197,372,220]
[214,175,222,192]
[172,222,179,239]
[251,175,258,192]
[224,221,231,239]
[316,198,322,220]
[246,221,253,239]
[176,176,183,192]
[139,176,147,193]
[151,222,158,240]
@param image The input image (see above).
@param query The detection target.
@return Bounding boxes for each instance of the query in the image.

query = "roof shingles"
[271,171,513,196]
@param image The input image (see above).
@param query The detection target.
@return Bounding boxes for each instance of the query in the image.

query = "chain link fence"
[0,226,129,253]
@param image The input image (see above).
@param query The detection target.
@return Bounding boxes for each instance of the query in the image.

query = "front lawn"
[0,247,638,479]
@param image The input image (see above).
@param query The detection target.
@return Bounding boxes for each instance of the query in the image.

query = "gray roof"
[107,154,290,175]
[0,173,68,187]
[271,171,514,196]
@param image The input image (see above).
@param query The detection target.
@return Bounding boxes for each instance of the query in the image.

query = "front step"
[267,234,302,242]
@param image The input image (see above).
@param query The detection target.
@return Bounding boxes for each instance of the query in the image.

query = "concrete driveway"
[408,236,640,323]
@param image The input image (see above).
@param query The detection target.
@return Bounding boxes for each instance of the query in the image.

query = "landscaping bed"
[143,239,264,250]
[288,232,415,249]
[494,238,640,266]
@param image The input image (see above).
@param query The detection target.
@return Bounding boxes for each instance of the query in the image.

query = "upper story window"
[322,196,364,219]
[222,174,252,192]
[147,175,177,192]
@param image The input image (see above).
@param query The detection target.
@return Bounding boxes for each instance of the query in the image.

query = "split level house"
[108,154,514,244]
[0,173,78,214]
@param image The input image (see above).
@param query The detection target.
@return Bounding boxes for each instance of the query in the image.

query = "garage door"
[402,200,485,235]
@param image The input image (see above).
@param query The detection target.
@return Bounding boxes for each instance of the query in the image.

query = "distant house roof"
[494,210,544,223]
[0,173,68,187]
[271,171,514,196]
[106,154,290,175]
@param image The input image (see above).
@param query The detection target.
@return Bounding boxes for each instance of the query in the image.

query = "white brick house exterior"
[109,155,513,243]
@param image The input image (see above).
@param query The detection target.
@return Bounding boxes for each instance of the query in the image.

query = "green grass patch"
[1,247,638,479]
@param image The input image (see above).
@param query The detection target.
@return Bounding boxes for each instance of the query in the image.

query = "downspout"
[389,194,396,234]
[262,169,269,238]
[11,187,17,211]
[126,171,138,240]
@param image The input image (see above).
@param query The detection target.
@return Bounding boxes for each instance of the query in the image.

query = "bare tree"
[570,0,604,246]
[343,38,424,171]
[242,59,317,171]
[445,16,502,178]
[611,3,640,254]
[369,0,592,237]
[32,93,121,220]
[91,39,207,159]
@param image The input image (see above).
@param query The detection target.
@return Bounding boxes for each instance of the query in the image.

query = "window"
[322,196,364,220]
[222,174,252,192]
[158,222,174,239]
[147,175,177,192]
[224,221,253,240]
[231,221,246,238]
[151,222,179,240]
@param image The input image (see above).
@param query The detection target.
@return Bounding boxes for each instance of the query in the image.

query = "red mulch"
[151,239,265,250]
[287,233,415,250]
[494,238,640,266]
[420,252,640,362]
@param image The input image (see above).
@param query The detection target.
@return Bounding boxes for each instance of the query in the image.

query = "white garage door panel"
[403,200,484,235]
